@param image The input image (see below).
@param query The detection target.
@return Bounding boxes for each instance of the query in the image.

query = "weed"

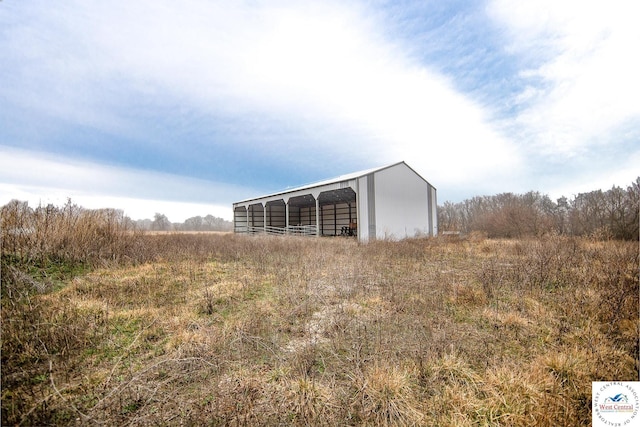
[2,230,637,425]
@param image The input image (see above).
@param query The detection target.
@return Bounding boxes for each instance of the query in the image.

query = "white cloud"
[0,146,246,221]
[488,0,640,155]
[0,183,230,223]
[1,0,524,199]
[545,150,640,200]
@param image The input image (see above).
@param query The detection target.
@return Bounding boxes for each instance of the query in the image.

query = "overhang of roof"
[233,161,432,206]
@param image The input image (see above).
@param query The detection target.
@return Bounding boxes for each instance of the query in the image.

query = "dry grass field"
[2,232,638,426]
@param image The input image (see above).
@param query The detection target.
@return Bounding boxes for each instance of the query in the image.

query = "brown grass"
[2,232,638,426]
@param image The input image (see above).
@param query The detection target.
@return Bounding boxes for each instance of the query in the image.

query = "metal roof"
[233,161,434,205]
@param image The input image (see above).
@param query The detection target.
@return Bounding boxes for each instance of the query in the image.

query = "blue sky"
[1,0,639,221]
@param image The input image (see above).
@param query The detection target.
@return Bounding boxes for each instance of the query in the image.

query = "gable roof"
[233,161,434,205]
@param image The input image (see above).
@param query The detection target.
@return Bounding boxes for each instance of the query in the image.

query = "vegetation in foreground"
[1,200,638,425]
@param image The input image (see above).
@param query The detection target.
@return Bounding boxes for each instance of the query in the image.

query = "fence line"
[245,225,317,237]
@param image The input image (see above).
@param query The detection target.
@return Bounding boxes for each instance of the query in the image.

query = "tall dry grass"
[1,200,140,268]
[2,220,638,425]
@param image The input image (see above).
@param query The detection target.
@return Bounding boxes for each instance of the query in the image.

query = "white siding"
[429,185,438,236]
[233,161,437,241]
[356,175,370,242]
[374,163,431,239]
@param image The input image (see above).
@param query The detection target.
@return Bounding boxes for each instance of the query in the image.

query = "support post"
[315,198,320,237]
[263,203,267,233]
[285,202,290,232]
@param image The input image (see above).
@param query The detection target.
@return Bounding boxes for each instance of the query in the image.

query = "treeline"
[135,213,232,232]
[438,177,640,240]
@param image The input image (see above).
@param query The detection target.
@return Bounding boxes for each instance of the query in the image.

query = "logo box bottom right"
[592,382,639,426]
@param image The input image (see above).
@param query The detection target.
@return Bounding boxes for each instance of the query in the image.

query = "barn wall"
[299,206,316,226]
[321,202,357,236]
[374,163,431,239]
[232,162,436,240]
[289,206,301,226]
[267,203,286,228]
[233,206,247,232]
[248,204,264,227]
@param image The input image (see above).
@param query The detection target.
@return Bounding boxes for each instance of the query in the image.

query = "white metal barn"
[232,161,437,242]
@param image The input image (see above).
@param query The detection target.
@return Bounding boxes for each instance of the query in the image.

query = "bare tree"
[437,177,639,240]
[151,213,171,231]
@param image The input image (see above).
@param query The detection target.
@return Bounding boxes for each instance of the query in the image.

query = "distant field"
[2,233,638,426]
